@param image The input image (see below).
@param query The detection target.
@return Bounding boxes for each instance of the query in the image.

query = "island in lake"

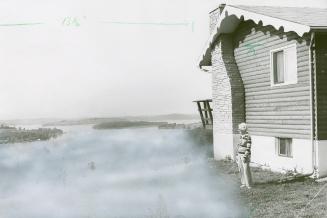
[93,121,168,129]
[0,124,63,144]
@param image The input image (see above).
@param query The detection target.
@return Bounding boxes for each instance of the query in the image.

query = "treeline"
[0,124,16,130]
[0,126,63,144]
[93,121,168,129]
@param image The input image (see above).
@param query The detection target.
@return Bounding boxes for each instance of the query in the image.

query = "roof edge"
[198,5,311,70]
[209,3,226,14]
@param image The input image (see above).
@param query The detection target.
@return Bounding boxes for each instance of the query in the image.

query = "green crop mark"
[0,22,44,27]
[62,17,81,27]
[244,43,263,55]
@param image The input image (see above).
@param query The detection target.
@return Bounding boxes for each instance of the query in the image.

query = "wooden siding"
[233,21,312,139]
[316,33,327,140]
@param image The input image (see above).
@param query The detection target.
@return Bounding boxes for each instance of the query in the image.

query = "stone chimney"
[211,34,245,160]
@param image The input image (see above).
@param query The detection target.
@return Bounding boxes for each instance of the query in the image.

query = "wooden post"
[197,102,206,128]
[206,101,213,125]
[203,101,209,125]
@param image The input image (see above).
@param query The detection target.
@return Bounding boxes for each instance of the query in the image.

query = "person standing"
[237,123,253,189]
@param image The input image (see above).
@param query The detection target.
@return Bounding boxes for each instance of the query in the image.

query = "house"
[198,4,327,177]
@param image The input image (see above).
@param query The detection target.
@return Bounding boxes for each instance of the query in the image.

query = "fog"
[0,126,244,218]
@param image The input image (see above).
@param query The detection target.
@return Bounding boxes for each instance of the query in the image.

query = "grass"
[209,159,327,218]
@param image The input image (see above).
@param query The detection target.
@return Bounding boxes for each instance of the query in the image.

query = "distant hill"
[93,121,168,129]
[42,114,199,126]
[43,118,126,126]
[0,114,200,127]
[122,113,199,121]
[0,118,62,126]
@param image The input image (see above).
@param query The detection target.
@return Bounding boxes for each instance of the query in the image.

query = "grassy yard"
[209,159,327,218]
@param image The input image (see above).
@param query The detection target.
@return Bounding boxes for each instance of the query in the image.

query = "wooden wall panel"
[233,21,312,139]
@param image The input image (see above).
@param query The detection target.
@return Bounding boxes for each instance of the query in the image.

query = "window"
[276,138,292,157]
[273,51,284,84]
[270,44,297,86]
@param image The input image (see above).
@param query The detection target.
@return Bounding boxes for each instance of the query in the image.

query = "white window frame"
[270,44,298,87]
[276,137,293,158]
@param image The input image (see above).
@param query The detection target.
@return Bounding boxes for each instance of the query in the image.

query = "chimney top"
[209,3,226,14]
[218,3,226,14]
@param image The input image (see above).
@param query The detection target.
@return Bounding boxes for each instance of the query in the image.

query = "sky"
[0,0,326,119]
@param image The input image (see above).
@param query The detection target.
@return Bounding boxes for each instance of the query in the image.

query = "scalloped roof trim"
[199,5,311,68]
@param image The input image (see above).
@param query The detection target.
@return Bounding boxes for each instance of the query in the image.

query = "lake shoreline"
[0,125,63,144]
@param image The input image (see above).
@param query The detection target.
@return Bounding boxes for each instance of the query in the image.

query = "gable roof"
[233,5,327,28]
[199,5,327,69]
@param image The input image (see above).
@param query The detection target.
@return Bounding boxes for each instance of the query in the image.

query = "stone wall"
[211,34,245,159]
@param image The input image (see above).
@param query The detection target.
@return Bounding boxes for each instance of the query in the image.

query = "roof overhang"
[311,26,327,32]
[199,5,311,70]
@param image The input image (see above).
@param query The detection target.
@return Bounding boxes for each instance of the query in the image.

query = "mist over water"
[0,126,244,218]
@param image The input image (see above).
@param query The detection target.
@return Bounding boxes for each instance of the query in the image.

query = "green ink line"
[0,22,44,27]
[244,43,263,55]
[100,21,190,27]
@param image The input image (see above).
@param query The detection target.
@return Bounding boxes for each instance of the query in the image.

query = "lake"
[0,126,244,218]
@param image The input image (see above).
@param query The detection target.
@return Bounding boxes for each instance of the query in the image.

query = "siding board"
[247,119,311,125]
[246,115,311,120]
